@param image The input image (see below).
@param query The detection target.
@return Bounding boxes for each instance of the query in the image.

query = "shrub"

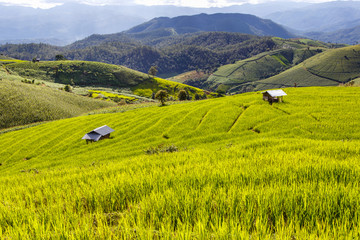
[55,54,67,61]
[64,85,72,92]
[178,90,187,101]
[133,89,153,98]
[145,144,178,155]
[194,93,201,100]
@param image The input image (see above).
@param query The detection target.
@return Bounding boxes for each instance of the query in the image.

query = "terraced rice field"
[0,79,116,129]
[0,86,360,238]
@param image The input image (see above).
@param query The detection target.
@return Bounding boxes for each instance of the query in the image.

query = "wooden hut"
[262,90,287,104]
[82,125,114,143]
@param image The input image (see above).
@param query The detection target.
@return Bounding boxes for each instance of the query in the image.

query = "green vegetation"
[168,70,210,89]
[207,44,360,93]
[0,86,360,238]
[155,89,168,106]
[206,47,324,93]
[250,44,360,91]
[148,65,158,77]
[5,60,208,99]
[272,37,347,49]
[6,60,149,87]
[0,32,279,76]
[0,79,115,129]
[178,89,187,101]
[88,90,137,103]
[133,77,209,99]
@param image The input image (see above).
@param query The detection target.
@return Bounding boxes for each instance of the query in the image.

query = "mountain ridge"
[0,2,309,44]
[126,13,294,38]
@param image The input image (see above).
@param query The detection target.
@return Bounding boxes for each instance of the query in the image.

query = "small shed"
[262,90,287,103]
[82,125,114,143]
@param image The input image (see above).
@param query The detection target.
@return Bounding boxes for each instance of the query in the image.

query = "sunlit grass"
[0,86,360,238]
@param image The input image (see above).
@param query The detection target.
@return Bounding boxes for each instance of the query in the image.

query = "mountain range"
[2,1,360,45]
[0,13,294,76]
[0,2,305,45]
[1,5,359,97]
[265,1,360,44]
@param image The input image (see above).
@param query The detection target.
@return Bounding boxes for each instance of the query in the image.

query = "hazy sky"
[0,0,356,8]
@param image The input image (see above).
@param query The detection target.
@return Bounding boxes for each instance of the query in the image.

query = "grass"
[0,79,115,129]
[0,86,360,238]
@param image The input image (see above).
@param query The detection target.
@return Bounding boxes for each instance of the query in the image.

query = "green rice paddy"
[0,86,360,238]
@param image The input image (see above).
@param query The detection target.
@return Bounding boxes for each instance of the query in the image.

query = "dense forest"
[0,32,278,76]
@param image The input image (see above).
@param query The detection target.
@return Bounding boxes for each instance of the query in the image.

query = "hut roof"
[82,132,102,142]
[263,90,287,97]
[82,125,114,141]
[91,125,114,136]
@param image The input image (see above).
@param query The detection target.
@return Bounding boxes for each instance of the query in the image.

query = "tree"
[155,90,168,106]
[178,90,187,101]
[148,65,158,78]
[55,54,67,61]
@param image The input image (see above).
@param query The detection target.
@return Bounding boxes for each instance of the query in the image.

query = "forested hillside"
[126,13,294,38]
[4,60,207,100]
[2,35,351,95]
[0,32,279,76]
[171,38,341,93]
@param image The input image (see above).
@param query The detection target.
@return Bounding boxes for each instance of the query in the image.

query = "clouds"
[0,0,60,8]
[0,0,276,8]
[0,0,260,9]
[0,0,134,8]
[0,0,356,9]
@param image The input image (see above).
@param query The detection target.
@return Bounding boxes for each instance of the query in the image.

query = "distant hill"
[0,3,147,45]
[7,60,150,87]
[2,1,360,45]
[0,2,310,44]
[306,26,360,45]
[244,44,360,92]
[266,1,360,32]
[5,60,207,99]
[205,47,323,93]
[169,38,353,93]
[126,13,295,39]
